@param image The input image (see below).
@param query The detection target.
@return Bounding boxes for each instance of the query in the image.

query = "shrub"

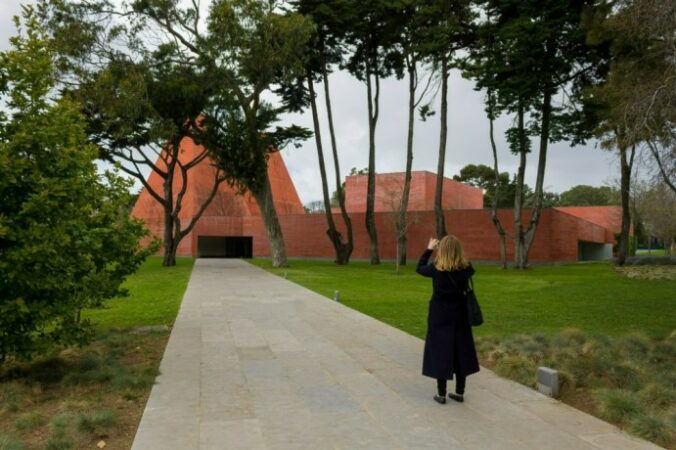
[76,410,118,433]
[494,355,537,387]
[111,372,156,389]
[0,10,155,366]
[638,383,676,412]
[630,413,674,448]
[14,412,46,431]
[594,389,641,424]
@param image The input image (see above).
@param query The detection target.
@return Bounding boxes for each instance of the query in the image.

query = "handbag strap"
[446,271,471,294]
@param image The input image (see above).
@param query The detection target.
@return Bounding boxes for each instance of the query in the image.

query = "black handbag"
[447,272,484,327]
[465,276,484,327]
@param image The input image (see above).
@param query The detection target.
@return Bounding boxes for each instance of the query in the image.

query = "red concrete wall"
[185,207,610,263]
[343,171,483,213]
[554,206,623,242]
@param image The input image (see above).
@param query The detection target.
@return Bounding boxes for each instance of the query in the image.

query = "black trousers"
[436,375,466,396]
[437,347,466,396]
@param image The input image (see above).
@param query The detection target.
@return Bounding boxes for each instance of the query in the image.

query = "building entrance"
[197,236,252,258]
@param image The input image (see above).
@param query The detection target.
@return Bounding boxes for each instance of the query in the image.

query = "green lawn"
[636,248,667,256]
[83,257,195,330]
[249,259,675,339]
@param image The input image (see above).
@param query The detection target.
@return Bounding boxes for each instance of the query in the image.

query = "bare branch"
[178,170,226,240]
[646,140,676,193]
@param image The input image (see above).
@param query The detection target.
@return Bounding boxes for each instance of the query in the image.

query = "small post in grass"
[333,290,340,302]
[537,367,559,398]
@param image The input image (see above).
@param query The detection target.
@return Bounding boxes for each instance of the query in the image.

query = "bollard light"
[333,290,340,302]
[537,367,559,398]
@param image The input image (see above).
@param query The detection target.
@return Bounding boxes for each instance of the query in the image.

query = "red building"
[132,138,621,262]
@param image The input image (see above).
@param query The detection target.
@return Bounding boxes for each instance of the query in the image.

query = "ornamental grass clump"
[76,410,118,433]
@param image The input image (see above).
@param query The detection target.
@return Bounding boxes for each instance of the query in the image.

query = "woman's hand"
[427,237,439,250]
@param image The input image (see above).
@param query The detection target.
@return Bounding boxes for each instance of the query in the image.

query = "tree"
[39,0,229,267]
[422,0,474,239]
[585,0,673,265]
[131,0,314,268]
[83,56,226,267]
[390,0,436,266]
[597,0,675,194]
[304,200,325,214]
[559,185,619,206]
[453,163,516,208]
[343,0,402,264]
[0,8,153,364]
[467,0,607,268]
[381,177,420,274]
[292,0,354,264]
[634,181,676,255]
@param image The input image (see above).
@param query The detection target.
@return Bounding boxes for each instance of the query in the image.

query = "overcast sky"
[2,0,621,205]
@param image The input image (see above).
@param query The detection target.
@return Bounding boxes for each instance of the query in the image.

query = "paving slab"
[131,259,663,450]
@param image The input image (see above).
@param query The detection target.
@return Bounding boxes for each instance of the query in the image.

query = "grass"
[83,257,194,330]
[636,248,667,256]
[0,256,194,450]
[249,258,675,339]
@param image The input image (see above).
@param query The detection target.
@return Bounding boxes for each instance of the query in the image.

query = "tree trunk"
[308,74,348,264]
[365,61,380,264]
[395,237,401,275]
[252,173,289,268]
[513,104,527,269]
[522,90,553,267]
[398,59,416,265]
[617,144,635,266]
[322,66,353,264]
[487,93,508,269]
[162,174,177,267]
[434,55,449,239]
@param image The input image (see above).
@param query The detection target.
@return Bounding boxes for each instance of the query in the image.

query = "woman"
[417,235,480,404]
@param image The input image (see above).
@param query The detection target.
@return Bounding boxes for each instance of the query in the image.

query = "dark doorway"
[577,240,612,261]
[197,236,253,258]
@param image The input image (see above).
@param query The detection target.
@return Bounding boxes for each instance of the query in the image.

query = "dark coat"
[417,249,480,380]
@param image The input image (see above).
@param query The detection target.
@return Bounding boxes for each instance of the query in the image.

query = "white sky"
[1,0,621,205]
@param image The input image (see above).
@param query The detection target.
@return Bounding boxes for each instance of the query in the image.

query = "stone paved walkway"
[131,259,662,450]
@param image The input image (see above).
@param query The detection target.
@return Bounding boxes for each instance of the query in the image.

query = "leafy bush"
[0,10,156,366]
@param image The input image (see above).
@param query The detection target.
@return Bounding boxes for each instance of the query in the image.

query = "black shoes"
[448,393,464,403]
[433,394,447,404]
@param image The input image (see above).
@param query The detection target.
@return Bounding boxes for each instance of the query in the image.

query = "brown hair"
[434,235,469,271]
